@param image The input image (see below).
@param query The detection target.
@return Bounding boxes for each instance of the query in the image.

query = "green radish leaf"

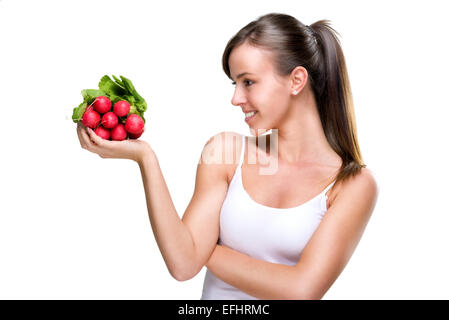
[112,75,126,90]
[72,101,88,123]
[99,75,126,97]
[81,89,106,104]
[135,100,147,113]
[109,94,123,104]
[120,75,147,110]
[120,75,136,93]
[125,95,136,104]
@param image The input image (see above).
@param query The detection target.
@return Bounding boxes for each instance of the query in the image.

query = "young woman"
[76,13,378,300]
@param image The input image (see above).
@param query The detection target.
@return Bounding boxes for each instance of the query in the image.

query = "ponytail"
[311,21,366,186]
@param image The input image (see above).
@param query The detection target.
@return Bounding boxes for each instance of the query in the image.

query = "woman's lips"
[245,111,258,122]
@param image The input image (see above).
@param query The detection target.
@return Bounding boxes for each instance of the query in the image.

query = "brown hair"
[222,12,366,186]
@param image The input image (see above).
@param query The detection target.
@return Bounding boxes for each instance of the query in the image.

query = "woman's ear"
[290,66,308,95]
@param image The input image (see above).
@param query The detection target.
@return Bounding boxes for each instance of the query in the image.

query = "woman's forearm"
[137,149,196,280]
[206,245,302,299]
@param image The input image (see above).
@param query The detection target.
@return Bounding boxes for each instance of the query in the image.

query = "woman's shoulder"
[200,131,244,184]
[354,167,379,197]
[342,167,378,190]
[201,131,244,165]
[329,167,378,208]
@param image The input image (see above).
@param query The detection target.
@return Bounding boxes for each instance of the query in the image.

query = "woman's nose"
[231,87,246,106]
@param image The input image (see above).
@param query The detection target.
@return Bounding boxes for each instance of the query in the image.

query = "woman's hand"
[76,123,152,163]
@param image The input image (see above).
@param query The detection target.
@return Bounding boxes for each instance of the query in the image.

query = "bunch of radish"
[73,75,148,141]
[81,96,144,141]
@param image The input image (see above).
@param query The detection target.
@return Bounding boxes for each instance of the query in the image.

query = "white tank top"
[201,134,337,300]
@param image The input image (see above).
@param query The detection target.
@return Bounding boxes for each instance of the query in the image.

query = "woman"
[76,13,378,300]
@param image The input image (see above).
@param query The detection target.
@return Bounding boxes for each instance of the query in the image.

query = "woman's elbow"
[291,286,325,300]
[172,271,193,282]
[296,292,324,300]
[170,265,201,282]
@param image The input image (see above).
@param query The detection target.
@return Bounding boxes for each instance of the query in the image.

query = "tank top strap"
[322,178,337,195]
[238,134,245,167]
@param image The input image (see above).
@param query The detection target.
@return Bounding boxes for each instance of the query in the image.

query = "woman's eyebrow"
[231,72,254,81]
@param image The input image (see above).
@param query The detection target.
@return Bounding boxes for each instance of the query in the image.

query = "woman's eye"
[231,80,253,86]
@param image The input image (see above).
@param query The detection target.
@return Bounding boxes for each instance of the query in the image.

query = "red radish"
[81,109,100,128]
[125,114,145,135]
[113,100,130,117]
[94,126,111,140]
[128,129,143,139]
[110,123,127,141]
[93,96,111,114]
[101,112,118,129]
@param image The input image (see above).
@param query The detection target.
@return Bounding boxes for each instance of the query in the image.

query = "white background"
[0,0,448,299]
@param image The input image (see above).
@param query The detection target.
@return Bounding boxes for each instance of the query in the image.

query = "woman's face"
[229,42,291,136]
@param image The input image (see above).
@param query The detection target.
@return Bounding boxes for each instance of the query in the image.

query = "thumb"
[86,127,104,146]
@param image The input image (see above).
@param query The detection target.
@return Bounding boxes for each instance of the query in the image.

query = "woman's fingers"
[85,126,102,146]
[77,123,100,153]
[76,123,90,149]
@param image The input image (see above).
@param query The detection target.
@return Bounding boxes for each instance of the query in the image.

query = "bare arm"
[137,132,236,280]
[137,151,197,280]
[77,124,236,281]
